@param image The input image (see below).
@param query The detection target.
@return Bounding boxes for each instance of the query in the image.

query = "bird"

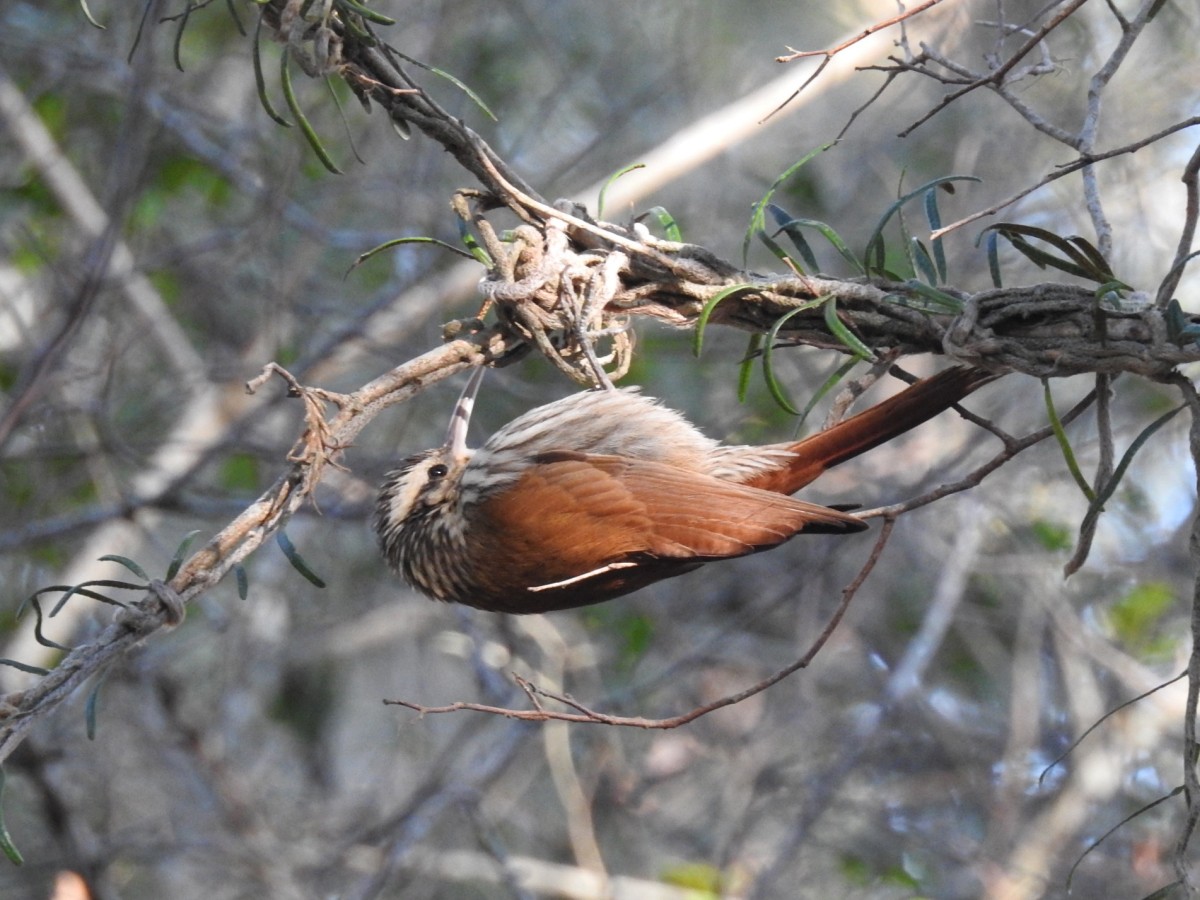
[374,365,994,614]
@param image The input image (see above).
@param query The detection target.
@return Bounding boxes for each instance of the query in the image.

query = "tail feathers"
[748,366,996,495]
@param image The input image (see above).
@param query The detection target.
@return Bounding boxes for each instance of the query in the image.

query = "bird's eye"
[427,463,449,480]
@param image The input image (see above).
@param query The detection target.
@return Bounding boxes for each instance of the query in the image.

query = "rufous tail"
[749,366,996,495]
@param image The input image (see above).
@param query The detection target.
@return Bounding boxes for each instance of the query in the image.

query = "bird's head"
[374,367,484,562]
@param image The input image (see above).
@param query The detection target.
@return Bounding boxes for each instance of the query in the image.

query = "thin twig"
[386,519,897,729]
[1170,372,1200,891]
[1157,141,1200,308]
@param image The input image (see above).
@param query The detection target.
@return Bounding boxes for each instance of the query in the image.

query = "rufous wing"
[468,451,864,612]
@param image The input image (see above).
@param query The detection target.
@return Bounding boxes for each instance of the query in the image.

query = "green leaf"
[0,659,50,676]
[643,206,682,242]
[348,235,477,275]
[334,0,397,25]
[429,65,497,121]
[794,357,861,430]
[891,280,964,313]
[280,50,343,174]
[910,238,938,286]
[982,223,1123,285]
[85,676,106,740]
[823,297,875,360]
[984,229,1003,287]
[863,175,981,278]
[235,564,249,601]
[166,530,202,582]
[325,77,366,165]
[767,206,862,274]
[98,554,150,582]
[760,300,826,415]
[277,531,327,588]
[22,581,136,621]
[596,164,645,219]
[254,13,291,128]
[755,226,798,270]
[744,144,833,267]
[924,186,948,282]
[1044,379,1096,502]
[0,769,24,865]
[767,204,819,272]
[391,50,498,122]
[26,597,69,651]
[737,333,762,403]
[693,284,757,357]
[458,227,493,268]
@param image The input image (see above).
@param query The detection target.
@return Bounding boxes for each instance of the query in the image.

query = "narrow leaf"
[863,175,981,277]
[768,208,863,274]
[693,284,757,357]
[387,49,498,121]
[325,77,366,165]
[79,0,106,28]
[794,357,861,430]
[596,164,645,219]
[98,554,150,582]
[737,333,762,403]
[166,530,202,582]
[1044,380,1096,501]
[823,297,875,360]
[28,598,70,651]
[761,299,828,415]
[456,219,493,267]
[1040,669,1185,784]
[1068,236,1116,279]
[224,0,247,36]
[348,236,475,275]
[281,50,344,174]
[755,227,798,270]
[910,238,938,286]
[425,64,497,121]
[924,188,947,282]
[767,205,819,272]
[895,280,964,313]
[985,230,1002,287]
[983,223,1118,283]
[46,581,139,617]
[0,659,50,676]
[235,564,249,600]
[762,326,802,415]
[254,13,291,127]
[277,531,327,588]
[644,206,682,242]
[743,144,832,267]
[85,677,105,740]
[0,769,23,865]
[334,0,397,25]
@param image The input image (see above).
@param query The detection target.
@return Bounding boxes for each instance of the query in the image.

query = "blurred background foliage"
[0,1,1197,898]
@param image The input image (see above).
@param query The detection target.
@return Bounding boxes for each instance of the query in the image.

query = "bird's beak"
[445,366,485,457]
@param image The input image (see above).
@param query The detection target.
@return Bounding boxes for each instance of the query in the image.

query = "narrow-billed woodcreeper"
[374,366,993,614]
